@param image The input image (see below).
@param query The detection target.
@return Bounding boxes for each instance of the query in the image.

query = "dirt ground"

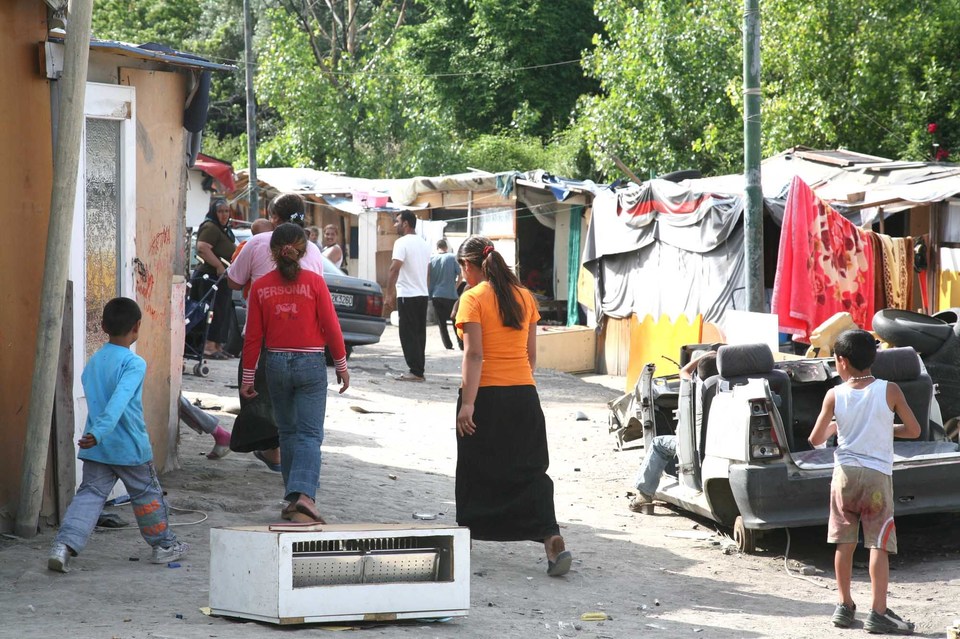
[2,325,959,638]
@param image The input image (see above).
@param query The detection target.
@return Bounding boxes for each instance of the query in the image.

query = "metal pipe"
[743,0,764,312]
[243,0,258,219]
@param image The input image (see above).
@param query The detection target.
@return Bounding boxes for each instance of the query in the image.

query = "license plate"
[331,293,354,307]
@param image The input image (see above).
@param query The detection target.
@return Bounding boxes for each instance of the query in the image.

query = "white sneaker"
[47,542,72,573]
[150,541,189,564]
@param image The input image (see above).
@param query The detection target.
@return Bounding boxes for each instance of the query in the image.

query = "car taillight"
[748,398,783,460]
[366,294,383,316]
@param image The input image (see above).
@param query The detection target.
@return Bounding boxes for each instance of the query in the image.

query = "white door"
[69,82,136,487]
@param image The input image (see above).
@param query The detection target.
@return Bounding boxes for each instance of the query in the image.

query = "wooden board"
[0,1,54,524]
[52,283,76,522]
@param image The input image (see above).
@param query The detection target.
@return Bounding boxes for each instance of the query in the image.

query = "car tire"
[733,515,757,554]
[325,345,353,367]
[872,309,953,355]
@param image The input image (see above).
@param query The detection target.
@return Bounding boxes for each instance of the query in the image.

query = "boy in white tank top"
[809,329,921,634]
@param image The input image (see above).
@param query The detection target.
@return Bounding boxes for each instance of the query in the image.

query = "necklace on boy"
[848,374,874,382]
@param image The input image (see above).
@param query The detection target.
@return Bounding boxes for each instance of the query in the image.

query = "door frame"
[68,82,136,486]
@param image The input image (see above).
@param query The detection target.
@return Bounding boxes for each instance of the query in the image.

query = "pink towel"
[772,177,874,343]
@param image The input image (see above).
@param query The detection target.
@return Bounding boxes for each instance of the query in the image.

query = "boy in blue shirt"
[48,297,188,572]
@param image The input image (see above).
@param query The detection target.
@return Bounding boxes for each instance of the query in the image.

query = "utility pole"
[743,0,764,312]
[243,0,259,220]
[16,0,94,538]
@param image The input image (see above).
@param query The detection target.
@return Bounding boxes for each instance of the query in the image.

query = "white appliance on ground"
[209,523,470,624]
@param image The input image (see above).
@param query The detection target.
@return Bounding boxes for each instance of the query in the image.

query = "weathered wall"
[120,68,187,472]
[0,2,52,528]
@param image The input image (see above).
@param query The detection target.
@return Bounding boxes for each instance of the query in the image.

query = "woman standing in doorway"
[321,224,344,269]
[239,223,349,522]
[454,234,572,576]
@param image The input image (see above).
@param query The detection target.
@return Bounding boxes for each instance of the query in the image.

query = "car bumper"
[730,456,960,530]
[728,462,831,530]
[339,314,386,346]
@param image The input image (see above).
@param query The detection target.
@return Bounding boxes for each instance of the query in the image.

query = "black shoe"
[864,608,914,635]
[832,602,856,628]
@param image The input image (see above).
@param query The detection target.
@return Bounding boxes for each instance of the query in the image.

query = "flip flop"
[253,450,282,472]
[204,351,230,360]
[547,550,573,577]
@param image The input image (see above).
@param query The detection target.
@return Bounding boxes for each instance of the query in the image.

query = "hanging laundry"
[876,233,914,310]
[772,177,875,343]
[867,232,886,310]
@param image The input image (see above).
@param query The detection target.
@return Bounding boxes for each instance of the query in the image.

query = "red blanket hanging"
[772,176,875,343]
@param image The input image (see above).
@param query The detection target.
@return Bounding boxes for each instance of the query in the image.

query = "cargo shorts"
[827,464,897,554]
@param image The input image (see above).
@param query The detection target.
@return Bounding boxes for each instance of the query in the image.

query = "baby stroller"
[184,271,229,377]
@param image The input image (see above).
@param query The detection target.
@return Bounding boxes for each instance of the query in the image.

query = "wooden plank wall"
[120,68,187,472]
[0,1,52,531]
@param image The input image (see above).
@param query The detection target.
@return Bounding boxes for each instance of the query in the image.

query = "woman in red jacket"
[240,223,349,523]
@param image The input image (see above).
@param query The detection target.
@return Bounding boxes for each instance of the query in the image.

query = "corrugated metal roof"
[48,37,235,72]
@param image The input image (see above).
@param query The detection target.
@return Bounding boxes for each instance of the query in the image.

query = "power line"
[194,51,592,79]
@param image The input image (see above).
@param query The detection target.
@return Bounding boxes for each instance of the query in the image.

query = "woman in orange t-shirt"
[454,235,572,577]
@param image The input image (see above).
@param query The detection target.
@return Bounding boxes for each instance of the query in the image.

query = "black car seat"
[871,347,931,441]
[714,343,794,450]
[695,357,721,463]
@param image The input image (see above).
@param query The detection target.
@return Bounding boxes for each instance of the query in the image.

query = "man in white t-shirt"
[386,211,430,381]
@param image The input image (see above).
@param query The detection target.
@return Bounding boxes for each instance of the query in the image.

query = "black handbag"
[229,358,279,452]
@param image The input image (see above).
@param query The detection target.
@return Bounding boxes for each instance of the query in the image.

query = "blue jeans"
[265,351,327,502]
[634,435,677,498]
[55,460,178,553]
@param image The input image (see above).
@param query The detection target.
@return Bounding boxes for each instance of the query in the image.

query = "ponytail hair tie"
[289,212,305,223]
[482,245,495,257]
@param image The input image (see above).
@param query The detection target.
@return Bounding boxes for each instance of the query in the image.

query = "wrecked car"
[619,342,960,553]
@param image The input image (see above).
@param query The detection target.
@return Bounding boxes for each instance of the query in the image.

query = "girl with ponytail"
[453,235,573,577]
[240,223,350,524]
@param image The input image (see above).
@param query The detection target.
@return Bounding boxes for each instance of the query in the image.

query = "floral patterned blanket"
[772,176,875,343]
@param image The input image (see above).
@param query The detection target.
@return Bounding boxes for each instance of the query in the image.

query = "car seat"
[714,343,794,450]
[695,359,721,463]
[871,347,931,441]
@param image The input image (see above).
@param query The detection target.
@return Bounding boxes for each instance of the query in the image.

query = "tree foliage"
[91,0,960,179]
[410,0,598,138]
[581,0,960,179]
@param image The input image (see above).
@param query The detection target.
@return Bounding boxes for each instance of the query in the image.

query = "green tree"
[255,6,460,176]
[581,0,960,180]
[92,0,203,47]
[410,0,598,138]
[762,0,960,162]
[579,0,743,179]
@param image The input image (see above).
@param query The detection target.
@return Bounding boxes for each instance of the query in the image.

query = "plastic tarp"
[194,153,235,192]
[582,179,746,323]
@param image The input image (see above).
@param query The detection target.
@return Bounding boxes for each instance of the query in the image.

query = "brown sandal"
[284,495,327,524]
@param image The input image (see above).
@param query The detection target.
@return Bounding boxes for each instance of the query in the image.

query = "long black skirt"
[456,385,560,542]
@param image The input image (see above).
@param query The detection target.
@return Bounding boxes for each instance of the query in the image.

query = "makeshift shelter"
[0,3,230,531]
[231,168,596,326]
[583,147,959,378]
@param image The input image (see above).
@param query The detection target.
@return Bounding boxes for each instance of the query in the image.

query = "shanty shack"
[0,1,230,532]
